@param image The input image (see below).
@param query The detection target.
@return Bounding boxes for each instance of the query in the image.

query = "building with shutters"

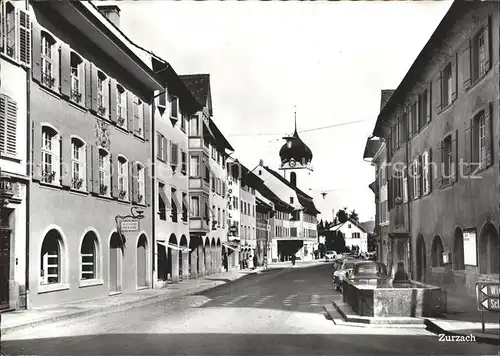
[326,219,369,253]
[256,191,274,266]
[369,1,500,296]
[27,2,161,307]
[225,157,242,268]
[149,56,202,287]
[180,74,234,277]
[0,0,31,310]
[238,162,260,263]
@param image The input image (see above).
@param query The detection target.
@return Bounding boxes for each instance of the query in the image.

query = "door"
[0,230,10,309]
[136,236,147,287]
[109,233,122,293]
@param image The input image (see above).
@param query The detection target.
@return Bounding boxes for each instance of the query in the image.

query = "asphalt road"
[2,263,497,356]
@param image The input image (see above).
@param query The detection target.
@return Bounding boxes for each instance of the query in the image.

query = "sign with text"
[476,282,500,312]
[463,230,477,266]
[120,219,140,232]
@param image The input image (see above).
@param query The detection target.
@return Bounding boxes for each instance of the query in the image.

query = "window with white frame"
[171,97,179,119]
[41,32,56,89]
[412,158,419,199]
[71,138,85,190]
[472,27,487,81]
[190,115,200,136]
[40,230,62,285]
[118,157,128,200]
[97,72,107,116]
[70,53,83,104]
[137,163,145,204]
[442,64,452,108]
[133,96,144,137]
[422,151,430,195]
[190,196,200,217]
[116,85,126,127]
[41,126,59,184]
[403,166,408,203]
[80,232,98,280]
[0,94,17,157]
[190,155,200,177]
[472,111,487,171]
[1,2,31,66]
[98,149,110,196]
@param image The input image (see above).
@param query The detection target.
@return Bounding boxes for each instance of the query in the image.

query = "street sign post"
[475,281,500,333]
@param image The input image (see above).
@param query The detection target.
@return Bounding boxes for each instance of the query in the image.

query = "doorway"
[0,229,11,310]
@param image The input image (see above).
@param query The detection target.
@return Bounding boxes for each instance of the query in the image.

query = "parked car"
[325,251,337,261]
[345,261,389,286]
[333,259,357,292]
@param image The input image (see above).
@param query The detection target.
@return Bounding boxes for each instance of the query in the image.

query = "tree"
[324,231,336,251]
[349,210,359,223]
[318,243,326,258]
[336,209,348,224]
[367,233,377,252]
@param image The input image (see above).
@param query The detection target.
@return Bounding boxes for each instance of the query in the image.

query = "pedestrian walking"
[264,256,268,270]
[248,255,254,269]
[253,255,258,270]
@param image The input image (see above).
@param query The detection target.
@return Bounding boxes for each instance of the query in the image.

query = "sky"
[104,0,453,223]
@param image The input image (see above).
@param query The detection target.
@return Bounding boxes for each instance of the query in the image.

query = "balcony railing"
[189,177,210,193]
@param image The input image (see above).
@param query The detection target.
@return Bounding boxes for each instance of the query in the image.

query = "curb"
[1,272,255,336]
[424,319,500,345]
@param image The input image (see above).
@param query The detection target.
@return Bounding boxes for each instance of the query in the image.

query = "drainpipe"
[150,96,156,289]
[405,115,412,279]
[24,0,31,309]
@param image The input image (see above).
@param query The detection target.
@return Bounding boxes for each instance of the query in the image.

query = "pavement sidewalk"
[267,259,328,269]
[0,268,260,335]
[424,292,500,345]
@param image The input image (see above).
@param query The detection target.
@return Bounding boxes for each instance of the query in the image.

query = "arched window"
[41,32,57,89]
[81,232,98,280]
[431,236,444,267]
[116,85,126,127]
[137,163,145,204]
[41,126,60,184]
[97,71,108,117]
[40,229,63,285]
[71,138,85,190]
[118,156,128,200]
[97,149,110,196]
[70,52,84,104]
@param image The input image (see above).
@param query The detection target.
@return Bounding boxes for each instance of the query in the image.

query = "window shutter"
[428,148,433,193]
[61,136,71,188]
[162,137,168,162]
[128,161,133,201]
[437,140,443,188]
[109,79,117,123]
[143,103,150,142]
[18,9,31,67]
[158,91,166,108]
[414,99,420,132]
[484,16,491,71]
[91,145,99,194]
[32,22,42,83]
[484,103,493,168]
[171,97,178,118]
[407,106,413,138]
[452,130,458,182]
[408,161,414,201]
[426,83,432,123]
[451,53,457,102]
[126,92,134,132]
[144,165,151,206]
[156,132,162,160]
[111,154,119,198]
[462,40,471,90]
[2,95,17,156]
[90,63,98,113]
[84,62,92,109]
[434,73,442,112]
[418,155,423,197]
[463,119,472,175]
[60,44,71,98]
[131,161,138,204]
[31,121,42,181]
[86,145,92,192]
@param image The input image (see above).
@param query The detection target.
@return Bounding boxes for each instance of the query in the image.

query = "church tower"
[278,109,313,193]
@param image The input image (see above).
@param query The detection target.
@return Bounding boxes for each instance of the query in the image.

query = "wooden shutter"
[143,103,150,141]
[451,54,457,102]
[427,148,433,193]
[86,145,92,192]
[156,132,162,160]
[462,40,471,90]
[127,92,134,132]
[434,73,442,112]
[144,165,151,206]
[408,160,414,201]
[436,140,443,188]
[60,44,71,98]
[451,130,458,183]
[109,79,117,123]
[407,105,413,138]
[163,137,168,162]
[32,22,42,83]
[90,63,98,112]
[484,16,491,71]
[463,119,472,175]
[111,154,119,198]
[414,100,420,133]
[18,9,31,67]
[171,97,178,118]
[426,83,432,123]
[91,145,99,194]
[61,136,71,188]
[417,155,423,197]
[32,121,42,181]
[484,103,493,168]
[158,91,166,108]
[131,161,138,203]
[128,161,133,201]
[0,95,17,156]
[85,62,92,109]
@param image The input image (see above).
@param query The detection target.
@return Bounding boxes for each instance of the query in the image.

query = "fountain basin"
[343,277,447,317]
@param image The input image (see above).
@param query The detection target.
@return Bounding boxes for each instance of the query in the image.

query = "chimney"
[97,5,121,29]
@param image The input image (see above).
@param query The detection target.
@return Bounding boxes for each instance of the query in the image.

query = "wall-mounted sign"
[229,226,238,235]
[476,282,500,312]
[120,219,140,232]
[463,230,477,266]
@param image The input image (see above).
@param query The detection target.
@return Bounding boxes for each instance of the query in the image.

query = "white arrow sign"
[482,299,489,308]
[481,286,488,295]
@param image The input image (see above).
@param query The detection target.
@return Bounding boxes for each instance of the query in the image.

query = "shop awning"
[222,242,239,251]
[159,187,171,209]
[182,193,189,209]
[171,191,181,210]
[157,240,189,252]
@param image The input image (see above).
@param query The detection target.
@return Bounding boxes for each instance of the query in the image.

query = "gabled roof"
[329,218,368,233]
[256,182,294,213]
[208,117,234,151]
[263,166,320,215]
[179,74,212,116]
